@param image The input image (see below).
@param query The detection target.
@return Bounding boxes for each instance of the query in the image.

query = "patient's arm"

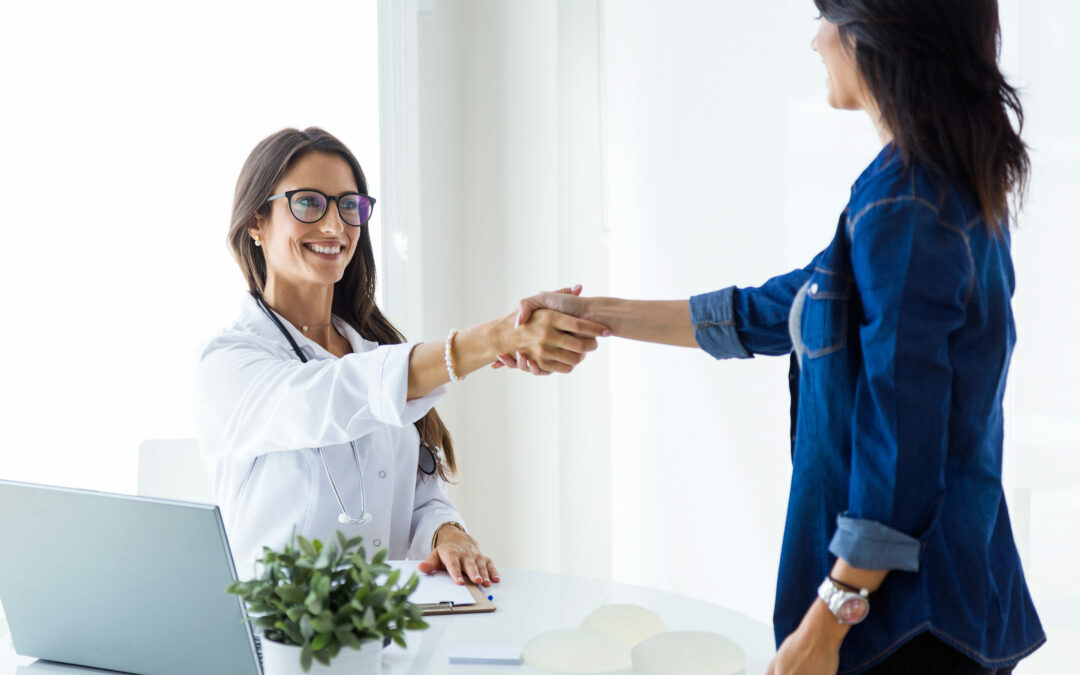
[494,287,695,374]
[516,288,696,347]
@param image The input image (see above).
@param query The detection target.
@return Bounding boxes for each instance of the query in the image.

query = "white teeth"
[307,244,343,255]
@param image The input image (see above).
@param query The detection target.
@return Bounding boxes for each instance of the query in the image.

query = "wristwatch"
[817,577,871,625]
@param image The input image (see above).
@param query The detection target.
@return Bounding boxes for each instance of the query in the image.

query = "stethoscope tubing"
[253,291,373,525]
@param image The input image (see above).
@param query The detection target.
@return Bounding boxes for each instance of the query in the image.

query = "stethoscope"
[253,291,439,525]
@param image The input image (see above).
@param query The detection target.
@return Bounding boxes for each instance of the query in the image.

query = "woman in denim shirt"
[502,1,1044,673]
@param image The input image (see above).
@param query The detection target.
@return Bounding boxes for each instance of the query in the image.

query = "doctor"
[196,127,606,587]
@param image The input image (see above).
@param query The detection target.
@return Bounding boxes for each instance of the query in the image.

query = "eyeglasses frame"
[265,188,377,227]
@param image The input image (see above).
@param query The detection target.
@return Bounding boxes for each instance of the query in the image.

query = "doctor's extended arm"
[406,309,608,397]
[197,336,442,461]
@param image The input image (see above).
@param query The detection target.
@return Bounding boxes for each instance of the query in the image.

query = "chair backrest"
[137,438,216,504]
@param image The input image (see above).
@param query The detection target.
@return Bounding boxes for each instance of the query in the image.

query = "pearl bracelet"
[444,328,462,382]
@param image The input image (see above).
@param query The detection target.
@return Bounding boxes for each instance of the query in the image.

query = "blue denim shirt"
[690,145,1044,673]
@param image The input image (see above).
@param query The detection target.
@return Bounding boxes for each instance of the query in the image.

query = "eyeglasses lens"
[289,191,328,223]
[338,194,373,226]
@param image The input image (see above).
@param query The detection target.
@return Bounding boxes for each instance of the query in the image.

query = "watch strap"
[817,577,871,625]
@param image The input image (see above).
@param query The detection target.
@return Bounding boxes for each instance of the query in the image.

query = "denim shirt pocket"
[797,268,852,360]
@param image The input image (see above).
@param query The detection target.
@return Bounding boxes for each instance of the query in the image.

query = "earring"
[253,237,261,247]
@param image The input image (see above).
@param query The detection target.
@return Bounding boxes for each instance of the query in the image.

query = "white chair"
[137,438,216,504]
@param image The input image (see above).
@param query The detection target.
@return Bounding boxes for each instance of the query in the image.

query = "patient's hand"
[493,285,607,375]
[493,307,605,375]
[418,526,499,587]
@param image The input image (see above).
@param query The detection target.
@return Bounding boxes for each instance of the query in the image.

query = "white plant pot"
[259,637,382,675]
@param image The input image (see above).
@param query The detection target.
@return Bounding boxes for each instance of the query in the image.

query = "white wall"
[0,0,381,494]
[391,0,1080,658]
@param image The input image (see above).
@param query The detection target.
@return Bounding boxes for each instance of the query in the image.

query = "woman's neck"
[261,277,343,353]
[864,101,894,147]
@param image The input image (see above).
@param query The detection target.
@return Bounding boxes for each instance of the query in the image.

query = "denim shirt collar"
[850,142,901,195]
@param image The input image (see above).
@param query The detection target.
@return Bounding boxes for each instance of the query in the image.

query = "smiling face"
[250,151,360,292]
[812,19,864,110]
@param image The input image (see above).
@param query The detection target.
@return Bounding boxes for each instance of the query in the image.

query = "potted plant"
[227,531,428,674]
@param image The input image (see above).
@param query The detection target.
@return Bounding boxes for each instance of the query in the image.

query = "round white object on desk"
[632,631,746,675]
[522,629,633,674]
[580,604,667,647]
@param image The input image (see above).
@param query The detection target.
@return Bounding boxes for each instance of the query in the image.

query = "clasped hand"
[493,285,605,376]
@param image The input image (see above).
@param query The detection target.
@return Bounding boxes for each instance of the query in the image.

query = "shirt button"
[809,283,819,295]
[373,539,382,548]
[378,470,387,479]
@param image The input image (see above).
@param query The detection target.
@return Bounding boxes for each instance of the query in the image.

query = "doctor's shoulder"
[197,321,297,371]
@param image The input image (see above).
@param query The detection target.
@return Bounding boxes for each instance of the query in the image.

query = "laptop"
[0,480,261,675]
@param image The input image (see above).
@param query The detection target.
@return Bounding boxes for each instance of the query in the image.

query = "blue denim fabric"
[690,145,1044,674]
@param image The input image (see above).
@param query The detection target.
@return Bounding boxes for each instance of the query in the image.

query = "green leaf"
[385,569,401,588]
[300,642,313,672]
[405,619,429,631]
[286,604,306,623]
[275,585,305,604]
[304,589,322,614]
[318,611,335,631]
[336,625,361,649]
[309,613,335,634]
[299,614,315,640]
[370,588,389,607]
[372,549,388,565]
[275,620,304,646]
[297,536,317,559]
[311,632,331,651]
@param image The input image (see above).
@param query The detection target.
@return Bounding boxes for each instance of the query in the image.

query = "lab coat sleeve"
[407,472,467,560]
[197,333,446,462]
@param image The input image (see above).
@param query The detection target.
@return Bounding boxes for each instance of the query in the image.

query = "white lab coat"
[195,293,464,578]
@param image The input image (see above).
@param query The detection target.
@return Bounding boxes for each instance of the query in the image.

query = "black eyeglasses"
[266,188,376,227]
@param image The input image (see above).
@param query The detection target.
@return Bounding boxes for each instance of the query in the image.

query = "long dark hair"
[814,0,1029,230]
[228,127,456,479]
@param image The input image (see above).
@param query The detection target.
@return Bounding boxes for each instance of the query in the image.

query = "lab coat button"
[378,470,387,478]
[809,283,819,295]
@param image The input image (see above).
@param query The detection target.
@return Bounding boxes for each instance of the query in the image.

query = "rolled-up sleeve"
[690,287,751,359]
[691,264,815,359]
[829,198,971,572]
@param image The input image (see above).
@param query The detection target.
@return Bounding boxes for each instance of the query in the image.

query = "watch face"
[838,596,869,624]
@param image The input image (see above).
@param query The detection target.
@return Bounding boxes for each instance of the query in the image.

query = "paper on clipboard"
[388,561,475,605]
[387,560,496,615]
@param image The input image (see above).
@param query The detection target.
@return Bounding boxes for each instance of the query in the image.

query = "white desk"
[1,569,776,674]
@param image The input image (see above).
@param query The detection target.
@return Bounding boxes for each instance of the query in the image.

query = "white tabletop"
[1,569,775,674]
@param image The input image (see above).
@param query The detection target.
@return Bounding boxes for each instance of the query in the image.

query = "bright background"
[2,1,1077,672]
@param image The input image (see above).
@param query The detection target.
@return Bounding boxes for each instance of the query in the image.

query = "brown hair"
[228,127,456,479]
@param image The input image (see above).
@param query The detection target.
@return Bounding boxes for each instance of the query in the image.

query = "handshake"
[488,284,606,377]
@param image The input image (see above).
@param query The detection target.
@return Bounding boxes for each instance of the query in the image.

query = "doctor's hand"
[418,525,500,588]
[491,302,609,376]
[492,285,607,375]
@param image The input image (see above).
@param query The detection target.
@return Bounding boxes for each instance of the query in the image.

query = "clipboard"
[416,583,496,615]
